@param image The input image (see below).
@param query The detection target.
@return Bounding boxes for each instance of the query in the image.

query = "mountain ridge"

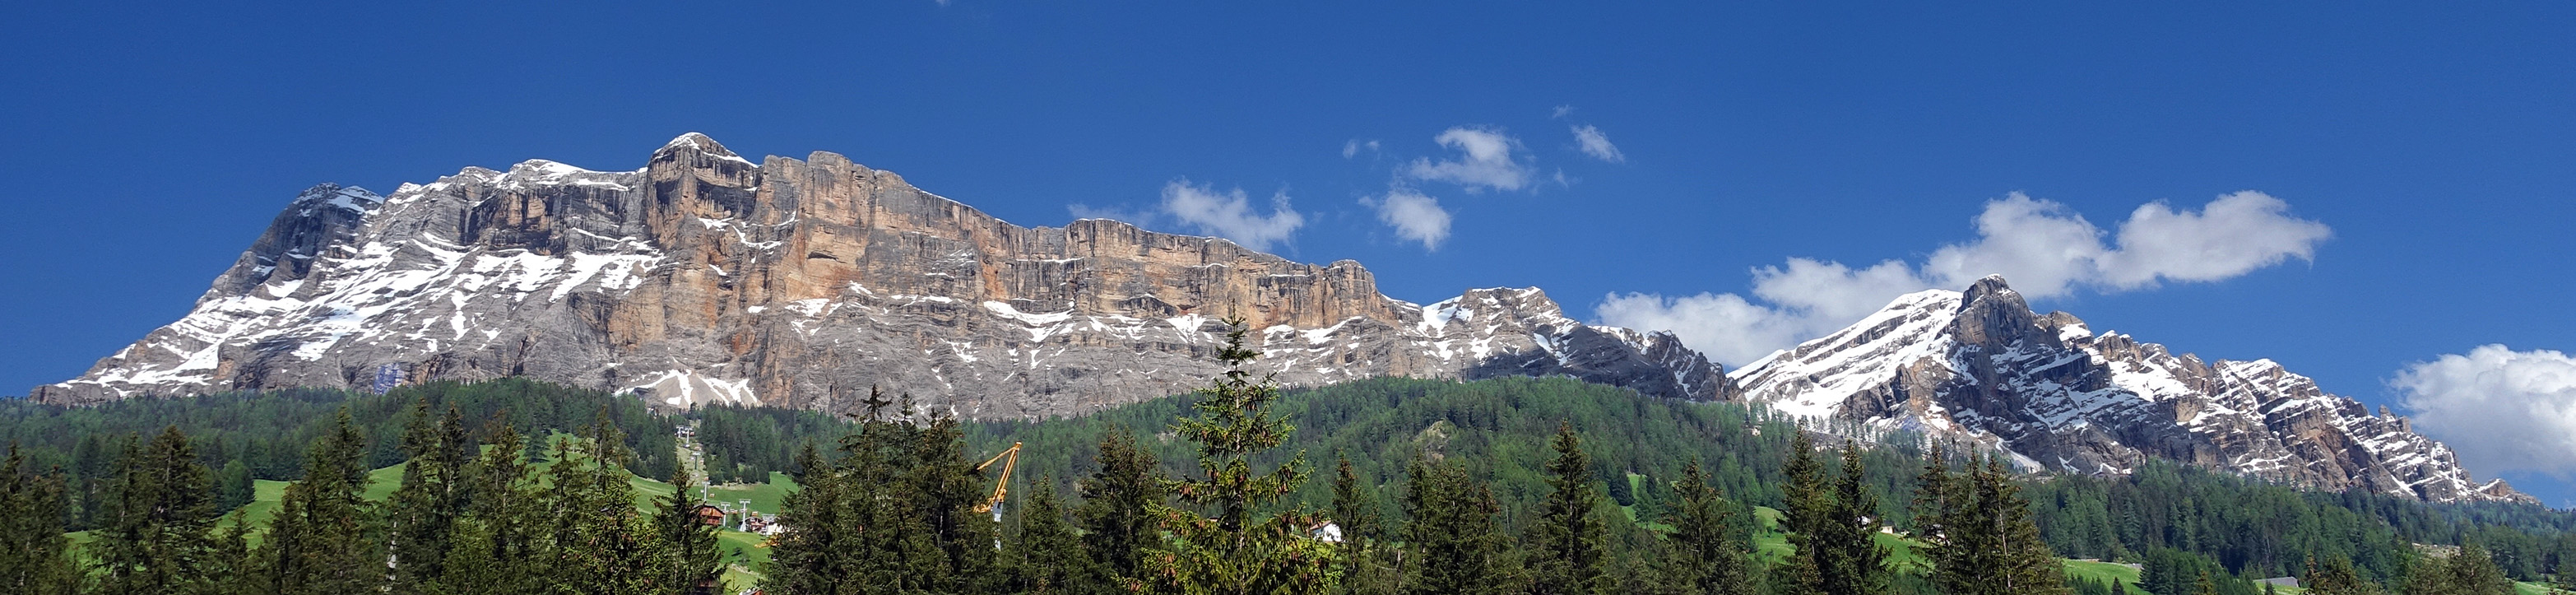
[34,133,1729,416]
[1726,275,2529,504]
[34,133,2521,504]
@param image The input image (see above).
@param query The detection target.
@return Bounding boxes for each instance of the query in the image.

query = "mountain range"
[32,134,2525,504]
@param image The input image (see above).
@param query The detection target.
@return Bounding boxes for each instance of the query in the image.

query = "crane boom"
[973,442,1023,514]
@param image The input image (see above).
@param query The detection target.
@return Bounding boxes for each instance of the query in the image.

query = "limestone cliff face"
[34,134,1732,416]
[1729,276,2532,504]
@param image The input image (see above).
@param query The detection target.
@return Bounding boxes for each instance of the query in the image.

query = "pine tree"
[1140,318,1337,595]
[1919,453,2069,595]
[1778,432,1831,595]
[542,415,663,594]
[385,401,472,593]
[903,414,1003,593]
[438,418,544,595]
[91,427,222,595]
[1399,459,1509,595]
[209,514,254,595]
[0,444,81,595]
[1005,479,1103,594]
[1527,422,1612,595]
[257,408,381,595]
[2196,571,2220,595]
[1913,444,1969,595]
[2441,543,2513,595]
[1664,458,1754,595]
[2304,555,2381,595]
[761,443,846,595]
[1333,454,1397,595]
[655,463,724,595]
[1078,428,1165,587]
[1822,441,1891,595]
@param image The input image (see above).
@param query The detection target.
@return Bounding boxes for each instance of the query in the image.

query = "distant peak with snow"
[1729,275,2530,504]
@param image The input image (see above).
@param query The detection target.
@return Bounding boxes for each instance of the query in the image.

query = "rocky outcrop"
[1729,275,2533,504]
[34,134,1731,417]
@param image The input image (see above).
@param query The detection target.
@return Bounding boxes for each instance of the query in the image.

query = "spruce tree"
[1975,453,2068,595]
[2304,555,2381,595]
[1779,432,1831,595]
[1527,422,1612,595]
[761,443,846,595]
[1077,428,1165,587]
[0,445,80,595]
[1005,479,1102,594]
[654,463,724,595]
[1912,444,1967,595]
[1399,459,1509,595]
[257,408,380,595]
[542,416,662,594]
[385,401,472,593]
[209,514,254,595]
[2441,543,2513,595]
[1140,318,1337,594]
[91,427,221,595]
[1664,458,1754,595]
[439,418,544,595]
[1821,441,1890,595]
[903,414,1003,593]
[1333,454,1397,595]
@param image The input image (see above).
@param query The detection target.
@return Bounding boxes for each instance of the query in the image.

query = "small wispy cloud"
[1401,126,1534,193]
[1342,139,1381,160]
[1551,105,1576,119]
[1571,124,1624,163]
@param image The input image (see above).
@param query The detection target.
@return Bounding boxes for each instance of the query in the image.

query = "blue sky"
[5,2,2574,503]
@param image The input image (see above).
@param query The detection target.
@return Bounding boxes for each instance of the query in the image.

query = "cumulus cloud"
[1570,125,1626,163]
[1595,192,2331,365]
[2397,346,2576,478]
[1158,179,1305,252]
[1596,292,1817,366]
[1365,187,1452,250]
[1401,126,1534,193]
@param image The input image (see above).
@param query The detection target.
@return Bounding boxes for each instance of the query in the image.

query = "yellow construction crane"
[974,442,1023,514]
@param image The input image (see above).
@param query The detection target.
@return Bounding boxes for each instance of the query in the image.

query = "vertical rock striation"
[34,134,1730,416]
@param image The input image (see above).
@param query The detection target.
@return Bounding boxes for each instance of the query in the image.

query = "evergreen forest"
[2,324,2573,594]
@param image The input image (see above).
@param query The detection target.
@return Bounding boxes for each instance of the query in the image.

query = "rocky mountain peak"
[36,135,1731,417]
[1951,274,2053,351]
[654,132,740,159]
[1730,277,2532,504]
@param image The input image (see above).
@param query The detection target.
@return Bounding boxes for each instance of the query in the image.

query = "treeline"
[0,378,676,529]
[0,399,726,594]
[754,323,2068,595]
[2030,459,2576,583]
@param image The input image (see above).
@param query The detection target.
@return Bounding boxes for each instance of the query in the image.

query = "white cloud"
[1597,292,1820,367]
[1552,105,1576,119]
[1342,139,1381,160]
[1596,192,2331,365]
[1401,126,1534,193]
[1158,179,1305,252]
[1366,187,1451,250]
[2397,345,2576,477]
[2097,191,2333,289]
[1571,124,1626,163]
